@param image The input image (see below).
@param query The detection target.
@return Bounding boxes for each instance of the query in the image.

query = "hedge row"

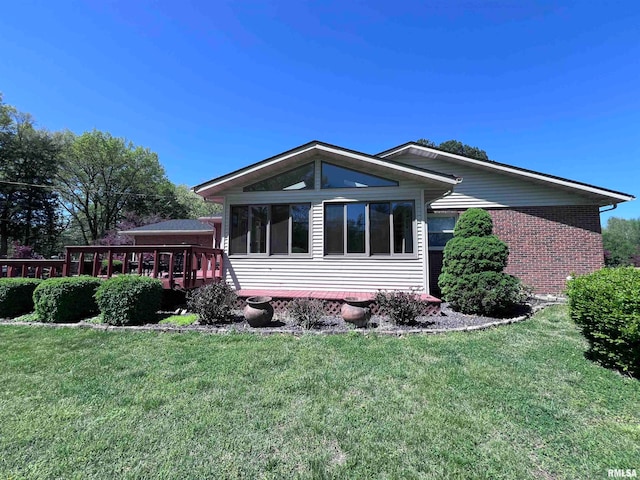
[95,275,163,326]
[0,278,42,318]
[567,267,640,377]
[33,277,103,323]
[0,275,164,325]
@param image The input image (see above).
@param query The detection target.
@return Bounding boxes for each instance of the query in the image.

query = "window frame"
[320,162,399,189]
[229,203,311,257]
[427,213,457,251]
[323,200,416,257]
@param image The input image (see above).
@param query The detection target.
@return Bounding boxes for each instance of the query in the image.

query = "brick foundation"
[490,205,603,294]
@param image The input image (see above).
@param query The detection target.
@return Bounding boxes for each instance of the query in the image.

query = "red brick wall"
[429,205,604,295]
[489,206,603,294]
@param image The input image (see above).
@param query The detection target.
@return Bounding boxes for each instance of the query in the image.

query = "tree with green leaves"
[0,95,62,256]
[603,217,640,266]
[416,138,489,161]
[173,184,221,219]
[56,130,187,244]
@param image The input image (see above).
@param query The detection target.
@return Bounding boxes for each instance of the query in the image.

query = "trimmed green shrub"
[95,275,163,326]
[567,267,640,376]
[186,282,237,324]
[100,259,123,274]
[33,277,102,323]
[439,235,508,276]
[0,278,42,318]
[439,271,524,317]
[287,298,325,329]
[375,290,424,325]
[439,208,523,316]
[453,208,493,238]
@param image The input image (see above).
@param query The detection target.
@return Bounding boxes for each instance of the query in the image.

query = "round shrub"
[33,277,102,323]
[453,208,493,238]
[440,235,508,276]
[440,271,524,317]
[95,275,163,326]
[375,290,424,325]
[567,267,640,376]
[186,282,237,324]
[0,278,42,318]
[438,208,523,316]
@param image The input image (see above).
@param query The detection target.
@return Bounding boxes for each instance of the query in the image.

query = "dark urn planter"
[341,297,372,327]
[244,296,274,327]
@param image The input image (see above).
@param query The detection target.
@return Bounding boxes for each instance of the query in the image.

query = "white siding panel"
[221,185,429,293]
[393,154,594,208]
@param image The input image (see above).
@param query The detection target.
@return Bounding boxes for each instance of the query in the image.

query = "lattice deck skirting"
[235,290,441,317]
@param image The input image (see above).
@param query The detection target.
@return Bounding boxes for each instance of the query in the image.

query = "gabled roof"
[378,142,635,204]
[194,140,461,199]
[121,219,214,235]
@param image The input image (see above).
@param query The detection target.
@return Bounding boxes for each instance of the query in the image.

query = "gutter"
[599,204,618,214]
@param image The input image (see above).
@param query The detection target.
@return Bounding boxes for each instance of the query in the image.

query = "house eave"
[379,143,635,204]
[194,141,460,198]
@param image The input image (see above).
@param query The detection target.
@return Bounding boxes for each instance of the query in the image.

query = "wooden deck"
[1,245,224,290]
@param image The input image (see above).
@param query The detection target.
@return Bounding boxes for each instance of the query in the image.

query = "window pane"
[429,217,456,232]
[291,204,310,253]
[230,206,248,254]
[347,203,366,253]
[321,162,399,189]
[324,204,344,255]
[428,232,454,248]
[250,206,268,253]
[392,202,414,254]
[270,205,289,254]
[370,202,390,255]
[244,163,315,191]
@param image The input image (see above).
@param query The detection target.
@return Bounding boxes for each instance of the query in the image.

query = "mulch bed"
[1,298,565,335]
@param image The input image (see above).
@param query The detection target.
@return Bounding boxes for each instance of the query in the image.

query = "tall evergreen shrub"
[438,208,523,316]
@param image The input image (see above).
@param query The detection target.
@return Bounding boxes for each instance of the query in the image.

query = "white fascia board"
[381,144,635,203]
[314,144,460,185]
[195,145,318,195]
[195,143,460,196]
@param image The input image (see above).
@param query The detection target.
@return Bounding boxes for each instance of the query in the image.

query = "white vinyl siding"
[393,154,595,209]
[219,156,435,292]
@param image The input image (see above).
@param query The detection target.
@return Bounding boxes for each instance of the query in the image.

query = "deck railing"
[1,245,224,290]
[0,259,66,279]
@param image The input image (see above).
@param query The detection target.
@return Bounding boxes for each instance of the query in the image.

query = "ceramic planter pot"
[244,296,274,327]
[341,297,372,327]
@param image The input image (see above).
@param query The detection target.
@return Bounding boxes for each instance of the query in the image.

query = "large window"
[243,163,315,192]
[321,162,399,189]
[230,204,310,255]
[427,215,456,250]
[324,201,415,255]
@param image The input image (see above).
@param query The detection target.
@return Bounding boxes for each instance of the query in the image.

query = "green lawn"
[1,306,638,479]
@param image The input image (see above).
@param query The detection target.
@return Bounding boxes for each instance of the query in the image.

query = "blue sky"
[1,0,638,223]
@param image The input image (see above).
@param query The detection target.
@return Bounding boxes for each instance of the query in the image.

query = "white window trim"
[323,200,417,258]
[229,203,312,257]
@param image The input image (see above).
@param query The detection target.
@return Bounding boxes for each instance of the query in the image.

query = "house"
[193,141,634,296]
[120,218,222,248]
